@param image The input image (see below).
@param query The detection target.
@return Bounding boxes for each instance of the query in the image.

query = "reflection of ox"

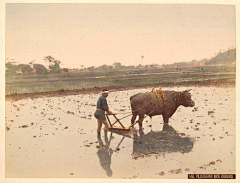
[130,90,195,128]
[133,124,194,155]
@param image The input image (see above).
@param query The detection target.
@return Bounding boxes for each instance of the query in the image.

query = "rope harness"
[110,87,168,115]
[147,88,168,106]
[106,88,174,124]
[129,91,180,127]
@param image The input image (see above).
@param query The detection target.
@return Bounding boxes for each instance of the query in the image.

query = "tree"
[113,62,122,69]
[43,55,55,69]
[98,64,108,71]
[49,60,61,73]
[87,66,95,72]
[33,64,48,74]
[17,64,33,74]
[6,62,16,69]
[6,61,18,75]
[137,64,143,69]
[61,68,69,72]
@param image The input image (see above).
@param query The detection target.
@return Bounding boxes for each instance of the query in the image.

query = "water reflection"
[96,124,194,176]
[133,124,194,155]
[97,134,113,177]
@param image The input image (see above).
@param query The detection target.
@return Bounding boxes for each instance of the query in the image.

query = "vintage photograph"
[5,3,236,179]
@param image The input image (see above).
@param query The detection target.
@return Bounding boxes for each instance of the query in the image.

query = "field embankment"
[6,66,235,100]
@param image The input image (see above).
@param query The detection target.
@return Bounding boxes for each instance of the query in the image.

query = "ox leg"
[138,114,144,128]
[131,113,137,124]
[162,114,169,124]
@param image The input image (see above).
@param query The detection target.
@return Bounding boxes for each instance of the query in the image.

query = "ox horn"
[185,89,192,92]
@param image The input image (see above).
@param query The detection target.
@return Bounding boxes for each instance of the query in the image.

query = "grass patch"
[5,68,236,95]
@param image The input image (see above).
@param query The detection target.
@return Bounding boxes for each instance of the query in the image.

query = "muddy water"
[5,86,235,178]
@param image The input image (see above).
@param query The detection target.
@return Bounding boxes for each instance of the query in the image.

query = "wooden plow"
[106,113,131,131]
[106,113,143,131]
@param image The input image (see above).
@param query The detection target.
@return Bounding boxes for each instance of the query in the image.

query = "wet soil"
[5,86,235,178]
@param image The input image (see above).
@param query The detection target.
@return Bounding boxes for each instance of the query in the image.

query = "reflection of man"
[97,134,113,177]
[94,89,113,134]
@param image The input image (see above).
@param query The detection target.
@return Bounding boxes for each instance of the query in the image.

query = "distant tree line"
[6,48,236,75]
[86,62,160,72]
[5,55,67,76]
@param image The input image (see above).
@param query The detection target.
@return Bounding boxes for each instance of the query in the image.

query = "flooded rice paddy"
[5,86,235,178]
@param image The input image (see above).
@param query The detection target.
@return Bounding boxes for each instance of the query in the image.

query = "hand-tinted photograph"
[5,3,236,179]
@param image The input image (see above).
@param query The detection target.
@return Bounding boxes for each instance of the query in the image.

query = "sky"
[6,4,235,68]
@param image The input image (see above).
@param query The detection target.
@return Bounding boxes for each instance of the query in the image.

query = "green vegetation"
[5,49,236,95]
[6,66,235,95]
[6,55,62,76]
[33,64,48,74]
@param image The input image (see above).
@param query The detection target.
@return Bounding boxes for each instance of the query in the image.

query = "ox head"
[179,89,195,107]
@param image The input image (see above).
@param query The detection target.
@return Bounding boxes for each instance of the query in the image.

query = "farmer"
[94,89,113,134]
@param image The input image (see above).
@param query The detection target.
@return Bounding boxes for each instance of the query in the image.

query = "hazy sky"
[6,4,235,68]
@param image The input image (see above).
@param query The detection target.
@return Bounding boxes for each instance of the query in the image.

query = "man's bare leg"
[97,120,102,134]
[101,120,109,134]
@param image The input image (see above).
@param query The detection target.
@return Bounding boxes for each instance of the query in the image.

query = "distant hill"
[168,48,236,68]
[205,49,236,66]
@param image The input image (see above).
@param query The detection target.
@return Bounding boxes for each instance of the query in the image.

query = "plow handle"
[112,114,125,128]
